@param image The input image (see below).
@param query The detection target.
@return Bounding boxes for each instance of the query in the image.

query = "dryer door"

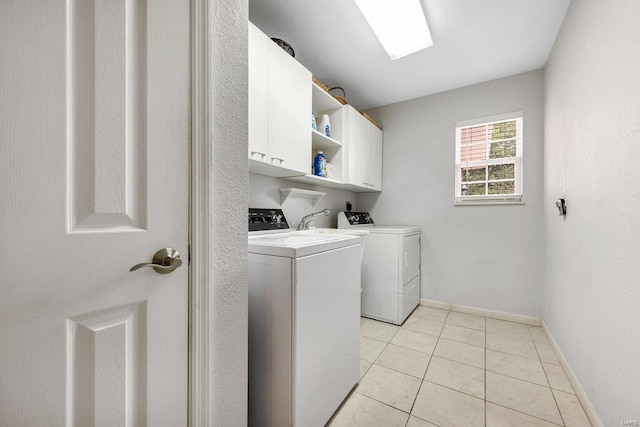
[401,233,421,285]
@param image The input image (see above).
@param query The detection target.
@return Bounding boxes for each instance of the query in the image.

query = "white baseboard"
[420,298,540,326]
[420,298,451,311]
[541,320,603,427]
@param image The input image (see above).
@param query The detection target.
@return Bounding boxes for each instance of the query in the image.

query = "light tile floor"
[329,306,592,427]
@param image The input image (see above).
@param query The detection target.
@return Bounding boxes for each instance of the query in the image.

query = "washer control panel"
[248,208,289,232]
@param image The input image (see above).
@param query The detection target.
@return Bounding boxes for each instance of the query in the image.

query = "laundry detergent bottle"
[313,151,327,177]
[319,114,331,137]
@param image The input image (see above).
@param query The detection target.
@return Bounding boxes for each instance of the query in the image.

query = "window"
[455,112,523,205]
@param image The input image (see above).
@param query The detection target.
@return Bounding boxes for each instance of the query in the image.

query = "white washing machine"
[338,211,421,325]
[248,209,362,426]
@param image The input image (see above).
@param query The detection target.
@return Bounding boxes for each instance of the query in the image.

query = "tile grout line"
[484,366,561,390]
[420,378,485,403]
[357,313,585,427]
[382,318,568,390]
[484,315,487,426]
[406,309,450,421]
[359,310,448,426]
[352,318,409,424]
[489,401,566,427]
[362,308,496,425]
[532,324,567,426]
[486,319,567,426]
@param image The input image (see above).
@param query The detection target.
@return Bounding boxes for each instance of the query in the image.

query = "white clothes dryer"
[338,211,421,325]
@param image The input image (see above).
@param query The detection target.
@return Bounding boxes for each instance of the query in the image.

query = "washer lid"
[356,225,421,235]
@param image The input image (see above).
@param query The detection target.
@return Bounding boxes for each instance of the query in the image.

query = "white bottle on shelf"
[319,114,331,138]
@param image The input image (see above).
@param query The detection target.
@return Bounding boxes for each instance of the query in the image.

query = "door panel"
[0,0,190,425]
[68,0,147,231]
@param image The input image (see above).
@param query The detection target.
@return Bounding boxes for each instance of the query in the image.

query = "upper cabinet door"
[267,40,311,174]
[367,123,383,191]
[248,23,270,163]
[344,105,382,191]
[345,106,367,186]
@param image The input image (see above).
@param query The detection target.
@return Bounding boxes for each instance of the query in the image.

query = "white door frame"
[190,0,209,422]
[190,0,211,423]
[189,0,249,425]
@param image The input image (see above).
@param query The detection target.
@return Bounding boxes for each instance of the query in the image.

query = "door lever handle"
[130,248,182,274]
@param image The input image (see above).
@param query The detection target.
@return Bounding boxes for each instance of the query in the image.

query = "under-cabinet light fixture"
[354,0,433,60]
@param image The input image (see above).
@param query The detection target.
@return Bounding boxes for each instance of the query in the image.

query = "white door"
[0,0,190,425]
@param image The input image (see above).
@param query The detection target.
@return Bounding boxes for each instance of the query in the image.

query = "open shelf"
[312,82,343,114]
[312,130,342,149]
[279,187,326,205]
[281,174,346,190]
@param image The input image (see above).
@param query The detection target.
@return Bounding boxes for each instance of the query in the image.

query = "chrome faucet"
[296,209,330,230]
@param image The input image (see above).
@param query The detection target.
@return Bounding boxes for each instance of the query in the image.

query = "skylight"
[354,0,433,60]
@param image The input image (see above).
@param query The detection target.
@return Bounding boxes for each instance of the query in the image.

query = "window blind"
[454,112,523,204]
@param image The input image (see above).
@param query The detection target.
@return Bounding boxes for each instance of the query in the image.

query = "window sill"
[455,195,524,206]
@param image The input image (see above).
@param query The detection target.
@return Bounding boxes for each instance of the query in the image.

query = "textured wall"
[207,0,249,424]
[359,70,545,317]
[249,174,357,229]
[543,1,640,424]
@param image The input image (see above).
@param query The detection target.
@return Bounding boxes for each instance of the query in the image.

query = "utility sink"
[248,231,361,258]
[293,228,370,237]
[251,233,348,245]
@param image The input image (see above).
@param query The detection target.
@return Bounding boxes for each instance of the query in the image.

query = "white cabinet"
[342,105,383,191]
[248,22,311,176]
[247,22,383,192]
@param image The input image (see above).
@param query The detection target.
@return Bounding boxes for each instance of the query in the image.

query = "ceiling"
[249,0,571,111]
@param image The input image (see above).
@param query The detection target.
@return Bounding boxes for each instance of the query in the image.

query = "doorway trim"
[189,0,249,425]
[190,0,210,424]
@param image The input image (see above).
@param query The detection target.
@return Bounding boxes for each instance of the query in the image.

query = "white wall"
[544,1,640,425]
[249,173,357,229]
[207,0,249,423]
[359,70,545,317]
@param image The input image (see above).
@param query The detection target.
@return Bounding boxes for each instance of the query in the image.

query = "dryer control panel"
[338,211,375,227]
